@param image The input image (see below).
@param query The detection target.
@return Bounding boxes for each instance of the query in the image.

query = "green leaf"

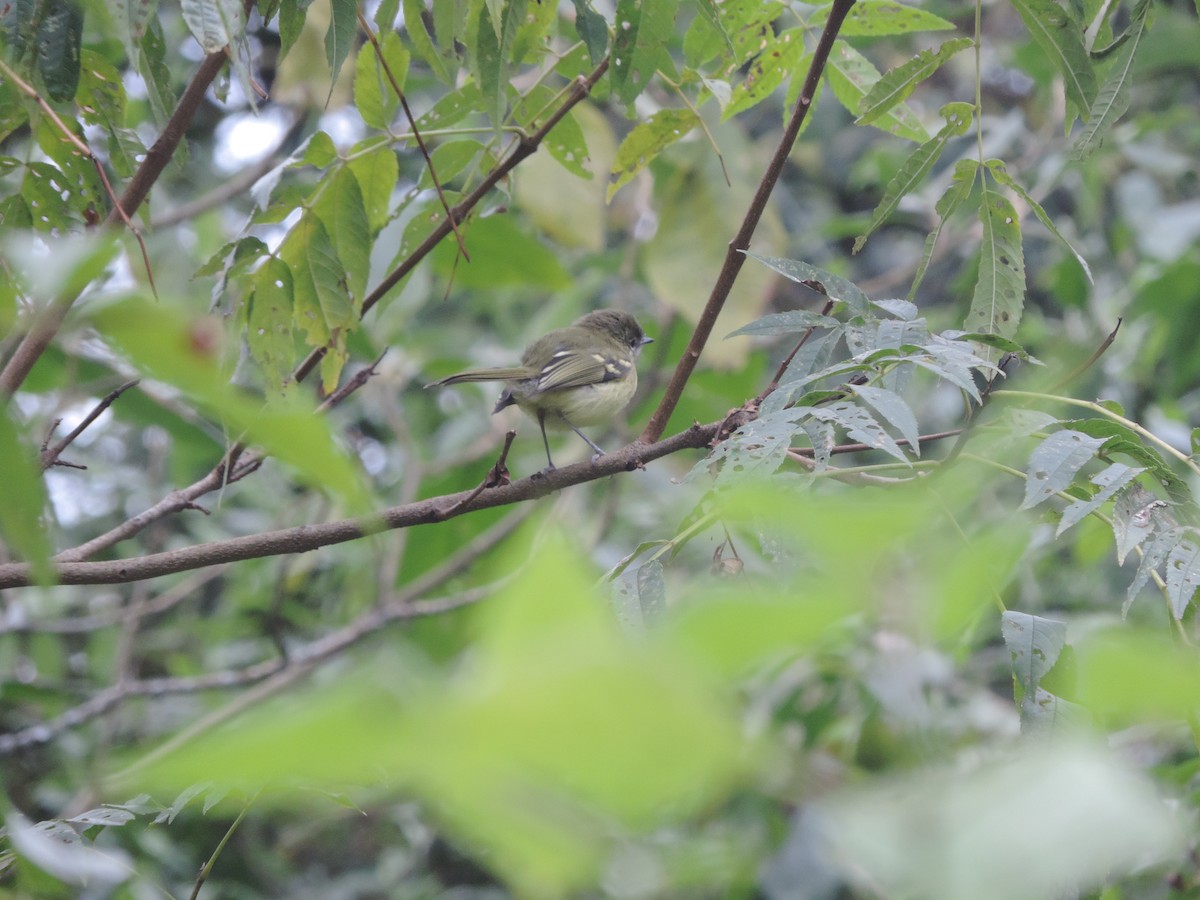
[827,40,930,143]
[354,31,409,130]
[91,297,369,506]
[907,335,995,400]
[726,310,842,337]
[1001,611,1067,695]
[419,139,484,188]
[610,0,676,105]
[402,0,454,82]
[723,28,807,120]
[807,400,908,463]
[35,0,83,102]
[1072,0,1150,159]
[850,384,920,453]
[910,158,977,297]
[857,39,974,126]
[1,0,41,61]
[683,0,732,64]
[293,131,338,169]
[743,252,870,315]
[513,85,593,179]
[135,19,176,123]
[1009,0,1096,120]
[811,0,956,36]
[35,117,103,213]
[415,82,482,132]
[964,184,1025,342]
[570,0,609,64]
[855,101,974,253]
[608,108,699,201]
[180,0,244,54]
[474,0,525,128]
[312,168,372,305]
[279,213,355,352]
[1021,429,1108,510]
[374,0,399,30]
[1165,537,1200,620]
[985,159,1092,283]
[276,0,304,60]
[1125,525,1179,616]
[348,142,400,233]
[247,257,296,394]
[1056,462,1144,536]
[430,214,571,290]
[1112,484,1169,566]
[0,415,52,584]
[324,0,357,86]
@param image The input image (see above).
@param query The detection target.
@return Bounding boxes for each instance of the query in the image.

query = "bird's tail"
[425,367,534,388]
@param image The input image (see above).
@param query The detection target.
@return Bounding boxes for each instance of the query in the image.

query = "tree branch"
[0,423,718,589]
[640,0,858,443]
[0,48,231,399]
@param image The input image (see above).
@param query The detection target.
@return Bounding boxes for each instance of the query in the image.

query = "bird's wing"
[536,346,633,392]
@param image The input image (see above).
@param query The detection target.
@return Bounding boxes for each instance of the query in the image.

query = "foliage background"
[2,0,1200,896]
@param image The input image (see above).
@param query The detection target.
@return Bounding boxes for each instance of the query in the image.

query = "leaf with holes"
[965,186,1025,346]
[744,252,870,315]
[1056,462,1144,536]
[1001,611,1066,696]
[1165,536,1200,620]
[850,385,920,454]
[1021,430,1107,511]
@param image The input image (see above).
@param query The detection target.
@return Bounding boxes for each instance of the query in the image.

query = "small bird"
[428,309,653,470]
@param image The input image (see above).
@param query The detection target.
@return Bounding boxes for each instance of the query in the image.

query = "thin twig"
[357,9,469,260]
[317,349,388,410]
[40,379,140,470]
[435,430,517,518]
[756,298,837,404]
[1047,317,1122,392]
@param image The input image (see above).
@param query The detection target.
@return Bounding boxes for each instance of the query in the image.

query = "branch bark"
[0,423,718,589]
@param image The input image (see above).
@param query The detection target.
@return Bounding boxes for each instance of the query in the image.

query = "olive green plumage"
[428,310,653,469]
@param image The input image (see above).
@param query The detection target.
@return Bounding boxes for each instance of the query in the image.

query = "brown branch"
[105,44,238,226]
[40,379,140,470]
[640,0,858,443]
[0,423,719,589]
[293,56,612,384]
[756,299,837,405]
[0,49,231,400]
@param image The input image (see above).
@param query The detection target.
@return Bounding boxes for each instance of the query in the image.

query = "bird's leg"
[566,421,606,463]
[537,409,557,472]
